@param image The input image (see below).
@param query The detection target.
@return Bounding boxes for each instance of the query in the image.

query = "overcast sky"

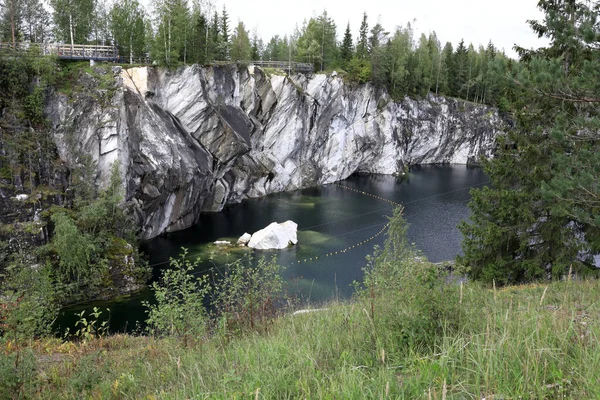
[213,0,549,59]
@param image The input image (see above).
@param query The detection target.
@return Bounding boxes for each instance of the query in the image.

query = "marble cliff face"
[46,65,503,239]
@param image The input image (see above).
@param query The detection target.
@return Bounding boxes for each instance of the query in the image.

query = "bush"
[144,249,210,345]
[0,261,60,341]
[0,349,38,399]
[45,162,149,300]
[210,255,285,335]
[358,207,462,352]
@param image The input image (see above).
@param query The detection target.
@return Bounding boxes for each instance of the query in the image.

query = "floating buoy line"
[293,183,401,265]
[295,221,389,265]
[334,183,403,208]
[146,179,491,270]
[60,179,489,310]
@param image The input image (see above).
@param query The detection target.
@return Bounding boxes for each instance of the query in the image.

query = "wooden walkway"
[0,43,120,61]
[0,42,314,73]
[213,60,313,73]
[250,60,313,73]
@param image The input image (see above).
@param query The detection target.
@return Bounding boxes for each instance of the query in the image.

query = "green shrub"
[0,261,60,341]
[144,249,210,345]
[358,207,462,352]
[0,349,38,399]
[23,86,46,124]
[210,255,285,335]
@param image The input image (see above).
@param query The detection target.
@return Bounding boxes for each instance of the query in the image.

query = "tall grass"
[2,279,600,398]
[3,210,600,398]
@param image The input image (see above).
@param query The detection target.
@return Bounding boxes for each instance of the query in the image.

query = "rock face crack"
[47,65,505,239]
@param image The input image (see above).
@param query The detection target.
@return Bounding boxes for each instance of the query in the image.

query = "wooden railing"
[0,42,120,61]
[214,60,313,73]
[0,43,314,72]
[249,60,313,73]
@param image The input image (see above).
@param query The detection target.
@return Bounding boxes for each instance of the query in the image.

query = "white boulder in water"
[247,221,298,250]
[237,232,252,246]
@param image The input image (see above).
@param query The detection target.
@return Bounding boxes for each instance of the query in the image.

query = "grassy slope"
[6,278,600,399]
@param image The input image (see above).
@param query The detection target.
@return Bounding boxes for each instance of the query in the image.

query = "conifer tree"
[340,22,353,67]
[250,31,261,61]
[219,5,229,60]
[439,41,453,95]
[356,12,368,60]
[207,10,220,61]
[188,0,208,64]
[452,39,468,97]
[460,0,600,284]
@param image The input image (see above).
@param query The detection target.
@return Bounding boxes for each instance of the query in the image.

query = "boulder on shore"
[247,221,298,250]
[237,232,252,246]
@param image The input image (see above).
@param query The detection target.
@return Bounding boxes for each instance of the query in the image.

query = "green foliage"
[46,162,148,300]
[346,57,371,83]
[51,211,100,284]
[50,0,95,44]
[0,348,38,399]
[358,208,461,351]
[0,261,59,341]
[229,21,251,61]
[187,1,209,64]
[356,12,369,60]
[295,10,338,71]
[72,307,109,342]
[460,0,600,284]
[109,0,148,64]
[144,249,210,344]
[151,0,191,66]
[262,35,289,62]
[22,85,45,124]
[211,255,285,334]
[340,23,353,68]
[7,278,600,398]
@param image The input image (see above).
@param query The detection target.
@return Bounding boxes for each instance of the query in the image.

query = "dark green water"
[56,165,488,333]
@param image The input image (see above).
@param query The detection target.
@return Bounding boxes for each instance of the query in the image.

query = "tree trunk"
[435,54,442,95]
[69,13,75,53]
[129,33,133,64]
[10,0,16,49]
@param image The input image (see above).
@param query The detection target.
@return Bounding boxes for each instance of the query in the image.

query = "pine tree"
[207,11,220,61]
[340,22,353,67]
[356,12,368,60]
[452,39,468,97]
[414,33,433,95]
[514,0,592,75]
[460,0,600,284]
[250,31,261,61]
[438,42,453,95]
[188,0,208,64]
[219,5,229,60]
[369,22,388,87]
[428,32,442,95]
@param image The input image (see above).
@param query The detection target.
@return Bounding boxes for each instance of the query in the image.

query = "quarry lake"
[57,165,488,333]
